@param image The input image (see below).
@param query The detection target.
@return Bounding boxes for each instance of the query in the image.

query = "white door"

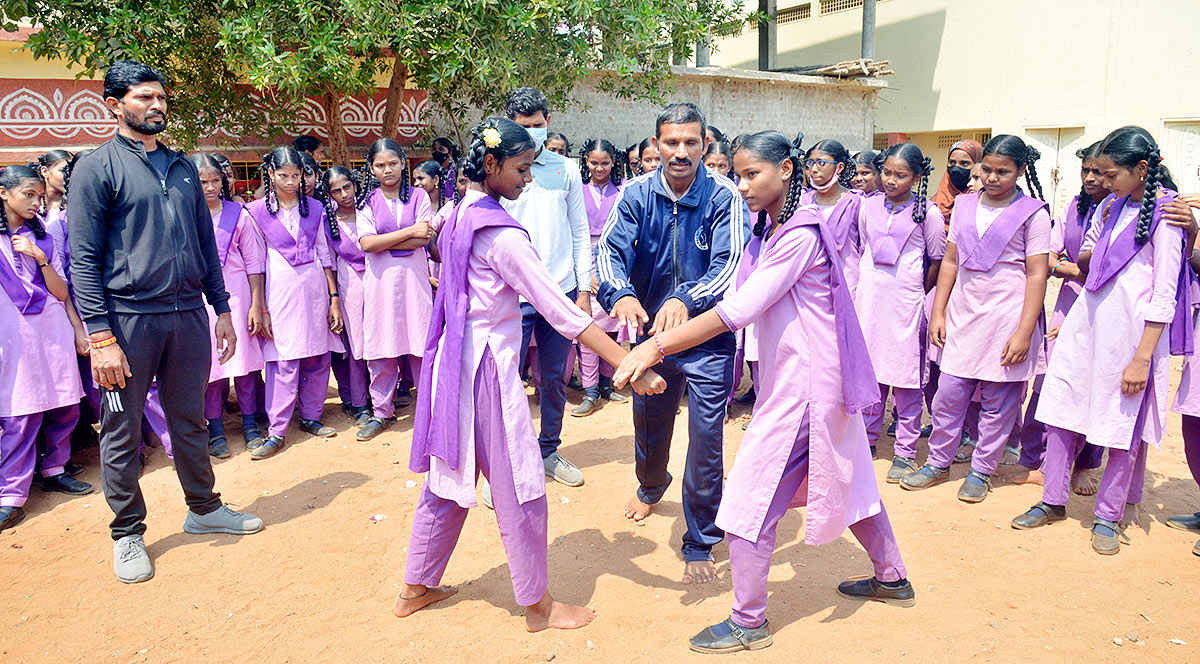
[1165,122,1200,194]
[1025,127,1086,217]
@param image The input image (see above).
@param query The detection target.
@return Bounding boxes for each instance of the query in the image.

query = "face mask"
[813,176,839,194]
[525,127,548,147]
[947,165,972,190]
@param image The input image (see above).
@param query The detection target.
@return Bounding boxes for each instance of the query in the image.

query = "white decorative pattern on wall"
[0,87,113,140]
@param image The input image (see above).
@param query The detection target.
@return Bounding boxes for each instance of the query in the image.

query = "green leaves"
[10,0,750,150]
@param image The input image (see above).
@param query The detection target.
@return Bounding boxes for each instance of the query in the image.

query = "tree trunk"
[381,56,408,140]
[323,91,349,166]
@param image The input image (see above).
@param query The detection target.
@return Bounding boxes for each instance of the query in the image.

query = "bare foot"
[1071,468,1099,496]
[682,560,717,585]
[1119,503,1146,533]
[624,495,653,521]
[994,464,1044,486]
[393,584,458,618]
[525,592,596,632]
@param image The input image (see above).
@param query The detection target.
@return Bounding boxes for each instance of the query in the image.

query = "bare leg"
[1071,467,1100,496]
[624,495,653,521]
[525,591,596,632]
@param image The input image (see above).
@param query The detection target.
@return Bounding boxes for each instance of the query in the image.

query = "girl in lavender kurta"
[1016,126,1190,555]
[354,140,435,441]
[397,118,665,632]
[191,155,267,459]
[853,143,945,482]
[901,135,1050,504]
[1167,194,1200,550]
[801,139,865,296]
[618,131,913,655]
[570,139,629,417]
[318,166,371,426]
[1000,144,1110,490]
[0,166,92,531]
[248,147,344,460]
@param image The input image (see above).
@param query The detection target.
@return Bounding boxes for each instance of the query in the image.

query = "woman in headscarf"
[930,139,983,224]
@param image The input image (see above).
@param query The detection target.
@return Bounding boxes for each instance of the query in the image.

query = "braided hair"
[636,136,656,175]
[316,165,358,242]
[432,137,462,165]
[190,153,233,202]
[625,143,640,179]
[805,138,855,189]
[60,150,91,210]
[1074,140,1104,222]
[412,159,446,210]
[261,146,309,217]
[356,138,410,209]
[545,131,571,156]
[33,149,73,212]
[578,138,623,186]
[1097,125,1178,245]
[211,153,237,200]
[852,150,881,193]
[735,131,806,237]
[0,165,48,238]
[880,143,934,224]
[982,134,1045,201]
[452,156,471,204]
[463,117,536,183]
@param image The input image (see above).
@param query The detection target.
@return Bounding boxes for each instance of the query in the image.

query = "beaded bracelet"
[653,332,667,358]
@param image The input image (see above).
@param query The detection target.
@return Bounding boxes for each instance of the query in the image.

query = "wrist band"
[91,336,118,349]
[37,260,50,268]
[329,292,339,298]
[653,332,667,358]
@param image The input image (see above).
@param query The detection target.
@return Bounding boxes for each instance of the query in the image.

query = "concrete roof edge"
[668,65,888,90]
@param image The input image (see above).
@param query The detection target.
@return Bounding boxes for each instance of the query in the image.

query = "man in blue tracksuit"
[596,103,750,584]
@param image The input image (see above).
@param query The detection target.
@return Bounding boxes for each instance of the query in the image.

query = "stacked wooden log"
[779,58,894,78]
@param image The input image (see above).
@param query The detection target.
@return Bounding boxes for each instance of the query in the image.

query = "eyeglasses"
[805,159,838,168]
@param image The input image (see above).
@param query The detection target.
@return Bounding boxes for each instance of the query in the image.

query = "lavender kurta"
[940,196,1050,383]
[424,221,592,508]
[584,181,623,336]
[1172,303,1200,417]
[1039,202,1183,449]
[252,201,344,362]
[855,196,946,388]
[329,212,367,360]
[357,189,435,360]
[713,216,881,546]
[0,229,83,417]
[208,204,266,381]
[43,208,70,284]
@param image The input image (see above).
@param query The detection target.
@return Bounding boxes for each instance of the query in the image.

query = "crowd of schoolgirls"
[5,102,1200,654]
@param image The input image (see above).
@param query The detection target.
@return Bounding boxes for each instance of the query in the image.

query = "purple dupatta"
[952,191,1047,272]
[366,189,416,258]
[410,195,527,473]
[861,195,928,267]
[1084,190,1191,356]
[323,211,366,273]
[246,197,323,267]
[0,227,54,315]
[213,201,243,267]
[800,189,865,256]
[768,207,879,415]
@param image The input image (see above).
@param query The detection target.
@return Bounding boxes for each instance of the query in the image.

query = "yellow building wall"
[713,0,1200,208]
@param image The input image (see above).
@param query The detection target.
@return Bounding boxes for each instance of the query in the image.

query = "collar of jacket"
[112,131,182,164]
[650,162,710,209]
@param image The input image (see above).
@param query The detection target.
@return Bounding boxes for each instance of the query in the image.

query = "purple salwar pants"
[864,384,924,459]
[1018,388,1103,471]
[144,386,173,458]
[1043,388,1152,521]
[368,355,422,419]
[404,352,549,606]
[204,375,258,423]
[567,339,614,390]
[1182,415,1200,488]
[265,354,332,437]
[729,412,906,629]
[331,350,369,410]
[927,372,1025,475]
[1,405,79,507]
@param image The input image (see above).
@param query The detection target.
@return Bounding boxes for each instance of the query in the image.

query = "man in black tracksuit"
[68,61,262,584]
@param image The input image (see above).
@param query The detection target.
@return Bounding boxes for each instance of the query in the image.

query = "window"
[778,3,812,24]
[936,133,967,150]
[872,134,889,150]
[819,0,862,15]
[974,131,992,144]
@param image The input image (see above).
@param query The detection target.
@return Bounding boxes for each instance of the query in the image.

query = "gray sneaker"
[114,534,154,584]
[543,452,584,487]
[183,505,264,535]
[480,480,494,510]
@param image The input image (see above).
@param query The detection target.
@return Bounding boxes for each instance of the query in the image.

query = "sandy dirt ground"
[3,358,1200,663]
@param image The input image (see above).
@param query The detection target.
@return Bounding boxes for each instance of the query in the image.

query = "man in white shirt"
[502,87,592,488]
